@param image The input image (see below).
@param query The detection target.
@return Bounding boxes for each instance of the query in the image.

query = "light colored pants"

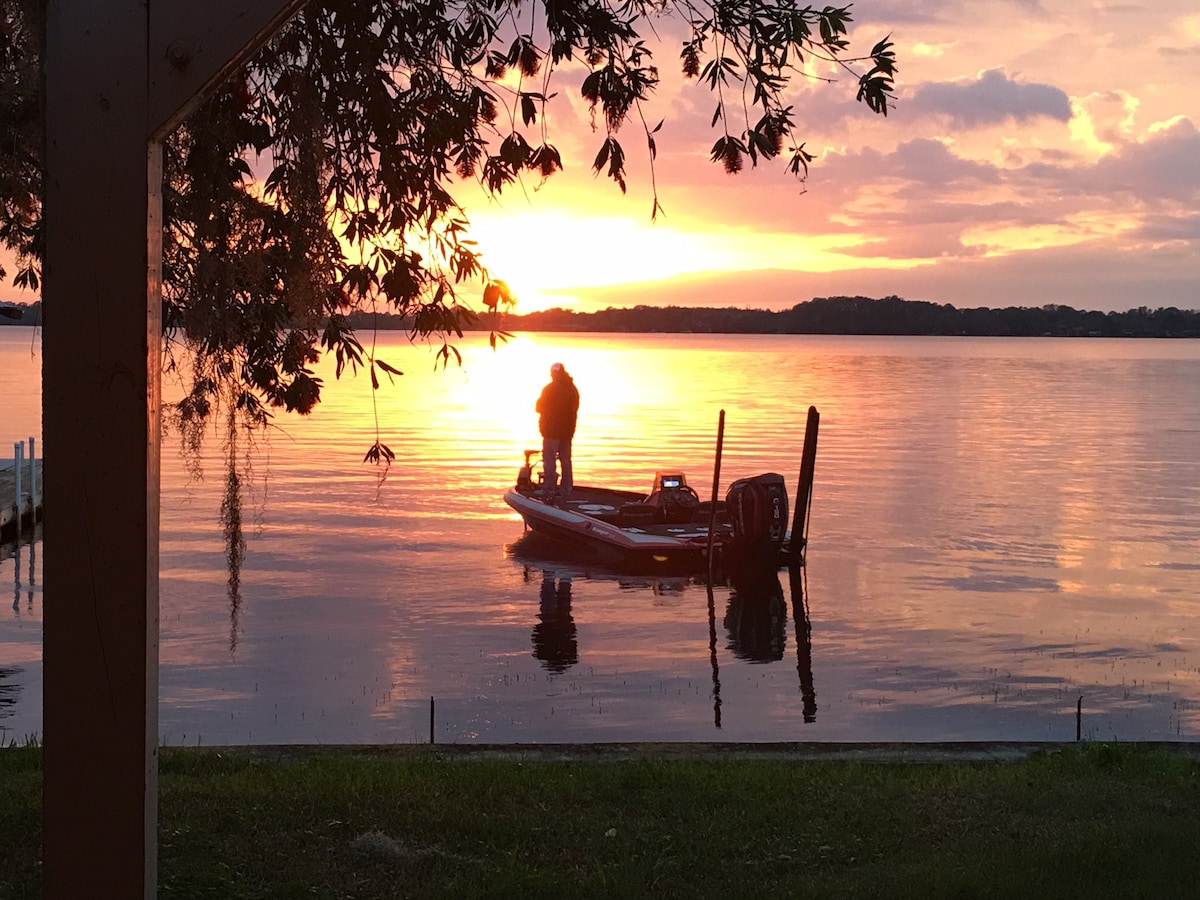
[542,437,573,495]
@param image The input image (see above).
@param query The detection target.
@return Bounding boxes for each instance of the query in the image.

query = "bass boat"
[503,450,792,573]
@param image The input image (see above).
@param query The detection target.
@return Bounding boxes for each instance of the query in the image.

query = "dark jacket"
[536,372,579,439]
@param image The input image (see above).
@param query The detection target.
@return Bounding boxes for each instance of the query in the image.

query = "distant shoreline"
[380,295,1200,339]
[5,295,1200,337]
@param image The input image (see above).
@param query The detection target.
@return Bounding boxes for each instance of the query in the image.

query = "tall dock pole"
[706,410,726,582]
[790,407,820,564]
[28,437,36,519]
[12,442,20,516]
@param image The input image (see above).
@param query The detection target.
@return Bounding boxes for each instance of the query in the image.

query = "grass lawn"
[2,741,1198,898]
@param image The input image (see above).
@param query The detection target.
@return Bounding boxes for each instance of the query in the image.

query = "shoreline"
[161,738,1200,763]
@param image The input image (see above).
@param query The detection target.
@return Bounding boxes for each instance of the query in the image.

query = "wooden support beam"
[42,2,306,897]
[149,0,309,138]
[43,7,162,895]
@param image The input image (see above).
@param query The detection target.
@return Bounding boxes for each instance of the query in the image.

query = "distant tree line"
[5,295,1198,337]
[360,295,1200,338]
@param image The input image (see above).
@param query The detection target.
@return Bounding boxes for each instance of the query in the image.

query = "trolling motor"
[517,448,539,492]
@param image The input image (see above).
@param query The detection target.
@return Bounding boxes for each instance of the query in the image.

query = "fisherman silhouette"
[535,362,579,501]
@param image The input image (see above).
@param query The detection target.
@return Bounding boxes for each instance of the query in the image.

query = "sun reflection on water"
[3,331,1200,744]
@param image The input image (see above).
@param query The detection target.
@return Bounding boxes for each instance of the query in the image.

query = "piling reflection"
[7,536,37,615]
[707,581,722,728]
[532,572,578,672]
[788,564,817,723]
[10,542,17,613]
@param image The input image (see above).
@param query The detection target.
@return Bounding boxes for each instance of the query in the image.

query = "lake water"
[3,328,1200,744]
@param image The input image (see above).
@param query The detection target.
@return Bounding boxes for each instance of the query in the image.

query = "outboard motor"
[725,473,789,563]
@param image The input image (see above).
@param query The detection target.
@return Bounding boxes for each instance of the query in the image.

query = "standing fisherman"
[536,362,579,501]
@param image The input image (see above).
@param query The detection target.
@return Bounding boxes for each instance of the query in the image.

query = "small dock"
[1,439,42,545]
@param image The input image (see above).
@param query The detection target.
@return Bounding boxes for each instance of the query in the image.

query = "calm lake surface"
[3,328,1200,744]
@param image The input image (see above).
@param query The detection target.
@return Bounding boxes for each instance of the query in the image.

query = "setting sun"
[462,207,906,313]
[463,211,746,312]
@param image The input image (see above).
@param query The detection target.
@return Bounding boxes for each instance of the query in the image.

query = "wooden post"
[43,4,163,889]
[789,406,820,563]
[705,410,726,727]
[706,410,726,582]
[27,437,36,518]
[42,3,308,897]
[11,442,19,516]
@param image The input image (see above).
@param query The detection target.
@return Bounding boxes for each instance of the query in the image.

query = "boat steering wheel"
[658,485,700,523]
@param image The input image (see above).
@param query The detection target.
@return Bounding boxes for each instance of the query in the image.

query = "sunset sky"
[3,2,1196,318]
[462,1,1200,315]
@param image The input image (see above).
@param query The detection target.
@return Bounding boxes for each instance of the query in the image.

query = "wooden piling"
[13,442,22,511]
[28,437,36,514]
[790,406,820,563]
[706,410,726,582]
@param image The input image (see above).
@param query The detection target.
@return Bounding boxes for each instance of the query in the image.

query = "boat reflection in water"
[712,562,817,725]
[723,567,788,663]
[508,531,694,591]
[509,532,817,725]
[512,532,685,674]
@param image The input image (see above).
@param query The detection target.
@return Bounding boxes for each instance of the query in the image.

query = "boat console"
[646,472,701,524]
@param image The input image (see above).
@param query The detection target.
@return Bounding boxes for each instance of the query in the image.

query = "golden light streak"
[960,211,1139,257]
[424,333,670,461]
[1069,91,1139,158]
[911,41,957,58]
[465,209,922,310]
[1148,114,1190,135]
